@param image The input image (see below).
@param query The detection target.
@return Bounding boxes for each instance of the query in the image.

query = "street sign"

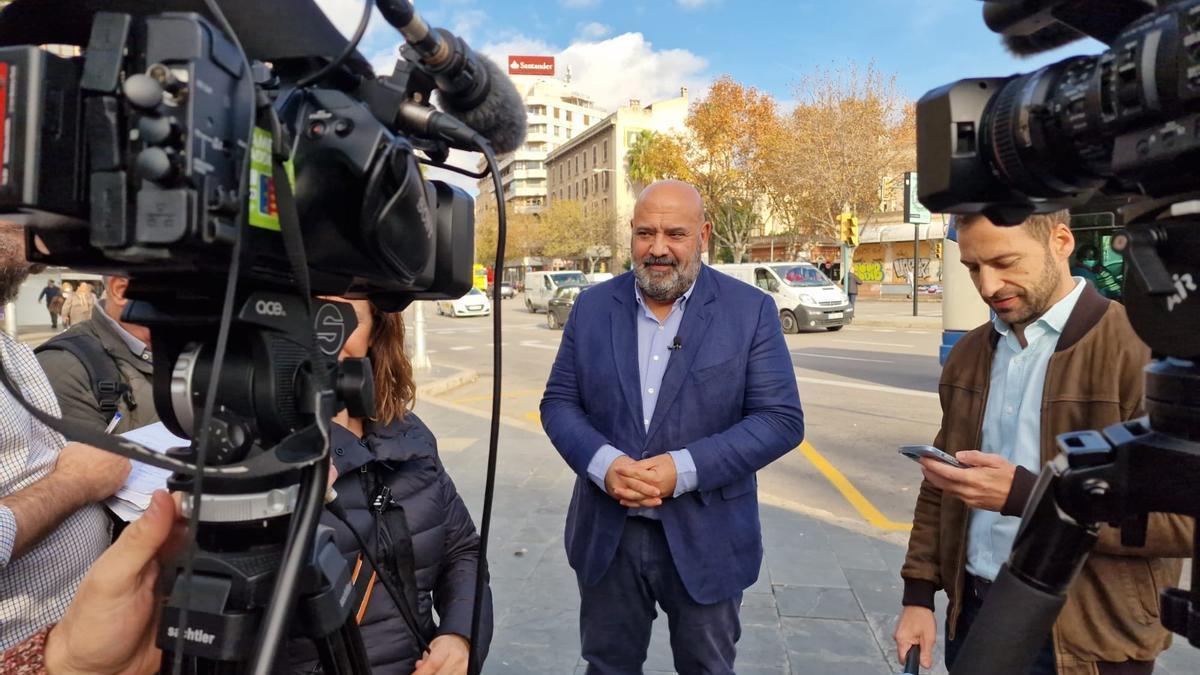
[903,171,931,224]
[508,55,556,76]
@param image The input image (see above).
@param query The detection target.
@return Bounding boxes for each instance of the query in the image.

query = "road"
[416,292,941,534]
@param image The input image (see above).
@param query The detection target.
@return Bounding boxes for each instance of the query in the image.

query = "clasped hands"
[604,453,677,508]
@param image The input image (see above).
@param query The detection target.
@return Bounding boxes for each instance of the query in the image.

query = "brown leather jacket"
[901,284,1193,674]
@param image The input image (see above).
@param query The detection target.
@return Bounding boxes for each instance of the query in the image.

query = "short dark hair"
[957,209,1068,246]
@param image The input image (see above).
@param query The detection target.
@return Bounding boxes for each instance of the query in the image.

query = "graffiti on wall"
[893,257,932,279]
[853,262,884,283]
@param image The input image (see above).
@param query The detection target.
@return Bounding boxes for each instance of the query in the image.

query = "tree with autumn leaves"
[475,199,615,273]
[626,63,914,258]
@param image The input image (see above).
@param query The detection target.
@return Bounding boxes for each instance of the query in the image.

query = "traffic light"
[839,212,859,247]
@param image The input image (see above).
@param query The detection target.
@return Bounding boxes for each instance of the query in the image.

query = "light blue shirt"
[966,278,1086,581]
[586,282,699,518]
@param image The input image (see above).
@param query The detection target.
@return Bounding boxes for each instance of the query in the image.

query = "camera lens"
[982,56,1108,200]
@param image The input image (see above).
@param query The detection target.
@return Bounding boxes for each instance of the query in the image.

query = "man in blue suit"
[541,180,806,674]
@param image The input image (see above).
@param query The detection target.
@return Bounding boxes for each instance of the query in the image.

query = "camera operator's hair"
[368,304,416,425]
[958,209,1069,247]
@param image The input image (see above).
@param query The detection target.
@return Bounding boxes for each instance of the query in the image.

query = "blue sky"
[317,0,1104,110]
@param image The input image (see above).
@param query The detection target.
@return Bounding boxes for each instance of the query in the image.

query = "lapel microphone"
[668,336,684,351]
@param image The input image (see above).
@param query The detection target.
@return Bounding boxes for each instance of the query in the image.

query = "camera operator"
[284,298,493,674]
[36,275,156,436]
[892,210,1192,674]
[0,222,131,649]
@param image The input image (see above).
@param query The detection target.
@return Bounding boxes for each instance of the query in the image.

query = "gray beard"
[634,251,702,303]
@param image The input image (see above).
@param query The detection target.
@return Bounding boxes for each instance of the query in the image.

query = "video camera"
[0,0,524,672]
[915,2,1200,674]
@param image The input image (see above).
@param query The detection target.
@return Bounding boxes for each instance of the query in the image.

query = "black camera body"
[0,6,473,308]
[918,0,1200,225]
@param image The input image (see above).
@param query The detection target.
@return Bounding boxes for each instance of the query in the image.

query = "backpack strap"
[34,333,131,420]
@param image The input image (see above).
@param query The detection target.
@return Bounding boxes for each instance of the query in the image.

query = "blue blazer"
[540,265,805,604]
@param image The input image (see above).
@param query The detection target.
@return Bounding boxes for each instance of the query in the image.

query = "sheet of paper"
[104,422,190,522]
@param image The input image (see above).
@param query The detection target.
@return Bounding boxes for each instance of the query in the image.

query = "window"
[565,110,573,122]
[583,153,588,170]
[603,172,609,190]
[554,126,561,137]
[575,156,580,173]
[592,147,597,165]
[593,174,598,191]
[528,104,546,116]
[583,180,588,197]
[584,115,591,125]
[553,107,561,119]
[603,140,608,161]
[529,124,548,134]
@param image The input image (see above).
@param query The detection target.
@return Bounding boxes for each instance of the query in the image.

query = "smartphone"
[898,445,971,469]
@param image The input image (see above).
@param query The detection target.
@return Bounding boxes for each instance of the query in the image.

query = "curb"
[416,366,479,398]
[851,316,942,330]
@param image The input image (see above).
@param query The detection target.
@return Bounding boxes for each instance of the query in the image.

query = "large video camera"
[916,2,1200,674]
[0,0,523,672]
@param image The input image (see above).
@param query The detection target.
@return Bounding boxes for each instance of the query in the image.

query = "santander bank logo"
[508,55,556,76]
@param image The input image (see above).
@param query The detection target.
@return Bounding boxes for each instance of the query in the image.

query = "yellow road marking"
[798,441,912,532]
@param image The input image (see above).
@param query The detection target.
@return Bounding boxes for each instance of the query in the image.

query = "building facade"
[476,78,606,217]
[544,89,690,268]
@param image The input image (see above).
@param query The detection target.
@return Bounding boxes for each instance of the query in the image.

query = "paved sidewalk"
[412,387,1200,675]
[851,299,942,331]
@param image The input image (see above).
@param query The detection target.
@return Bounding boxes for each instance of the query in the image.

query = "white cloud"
[482,32,709,112]
[312,0,389,40]
[578,21,611,39]
[676,0,712,7]
[561,0,601,8]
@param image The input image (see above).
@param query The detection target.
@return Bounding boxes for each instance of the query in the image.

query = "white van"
[524,270,590,312]
[710,262,853,332]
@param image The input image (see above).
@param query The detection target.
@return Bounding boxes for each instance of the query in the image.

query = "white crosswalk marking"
[450,346,474,351]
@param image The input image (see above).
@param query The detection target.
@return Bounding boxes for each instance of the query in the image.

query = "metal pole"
[912,222,919,317]
[4,301,15,338]
[413,301,431,371]
[841,243,850,286]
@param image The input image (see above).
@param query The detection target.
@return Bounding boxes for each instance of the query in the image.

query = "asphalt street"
[415,294,940,532]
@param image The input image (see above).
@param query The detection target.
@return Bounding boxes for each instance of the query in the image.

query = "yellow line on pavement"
[798,441,912,532]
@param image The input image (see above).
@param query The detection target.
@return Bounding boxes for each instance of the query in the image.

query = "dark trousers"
[577,517,741,675]
[848,292,857,308]
[48,308,57,329]
[946,574,1155,675]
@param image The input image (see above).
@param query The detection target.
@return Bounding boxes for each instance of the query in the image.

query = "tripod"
[948,197,1200,674]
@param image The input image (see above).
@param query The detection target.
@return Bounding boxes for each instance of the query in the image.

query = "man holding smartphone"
[892,211,1192,675]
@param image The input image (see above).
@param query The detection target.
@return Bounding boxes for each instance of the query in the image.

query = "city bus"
[939,206,1125,365]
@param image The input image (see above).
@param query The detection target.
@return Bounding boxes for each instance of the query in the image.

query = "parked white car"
[436,288,492,317]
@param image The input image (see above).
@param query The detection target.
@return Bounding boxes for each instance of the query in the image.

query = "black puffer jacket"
[285,413,493,673]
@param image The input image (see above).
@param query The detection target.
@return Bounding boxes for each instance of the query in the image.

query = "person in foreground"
[893,210,1192,675]
[540,180,806,674]
[285,297,492,675]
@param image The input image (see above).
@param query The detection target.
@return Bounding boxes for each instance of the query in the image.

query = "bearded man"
[892,211,1191,674]
[540,180,806,674]
[0,222,130,648]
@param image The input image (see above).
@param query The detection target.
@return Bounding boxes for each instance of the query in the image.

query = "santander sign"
[508,55,555,76]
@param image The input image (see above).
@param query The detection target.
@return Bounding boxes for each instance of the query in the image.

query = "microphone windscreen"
[436,55,528,154]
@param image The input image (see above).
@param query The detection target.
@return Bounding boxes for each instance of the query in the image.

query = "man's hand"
[413,634,470,675]
[616,454,677,505]
[920,451,1015,512]
[44,490,185,675]
[893,605,935,670]
[605,455,661,508]
[55,442,131,504]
